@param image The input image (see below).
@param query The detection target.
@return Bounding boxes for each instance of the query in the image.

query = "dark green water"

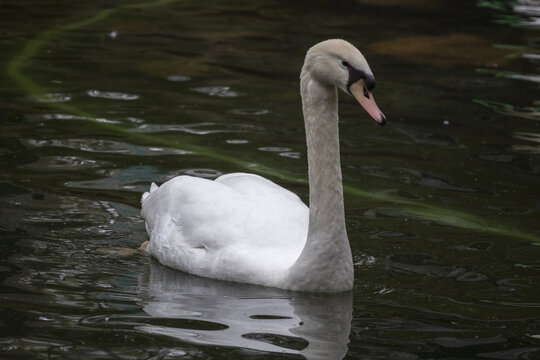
[1,0,539,359]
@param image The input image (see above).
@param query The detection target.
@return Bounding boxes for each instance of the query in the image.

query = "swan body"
[142,173,308,288]
[141,39,385,292]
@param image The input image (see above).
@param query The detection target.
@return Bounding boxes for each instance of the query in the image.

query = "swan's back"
[141,173,308,287]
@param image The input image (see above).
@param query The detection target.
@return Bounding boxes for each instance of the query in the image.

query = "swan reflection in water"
[138,259,353,359]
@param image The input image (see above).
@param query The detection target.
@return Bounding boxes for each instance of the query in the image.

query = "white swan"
[141,39,385,292]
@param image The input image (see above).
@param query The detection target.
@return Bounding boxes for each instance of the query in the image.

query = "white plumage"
[142,173,308,288]
[141,39,385,292]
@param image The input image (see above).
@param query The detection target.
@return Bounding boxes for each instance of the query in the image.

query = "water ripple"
[20,156,107,172]
[360,166,486,194]
[191,86,240,97]
[389,253,489,282]
[479,347,540,359]
[506,73,540,83]
[473,99,540,121]
[166,74,191,82]
[226,139,249,144]
[65,166,167,192]
[258,146,302,159]
[42,113,122,124]
[513,1,540,28]
[31,93,72,103]
[23,138,192,156]
[395,126,462,148]
[134,122,259,135]
[512,132,540,153]
[229,108,270,116]
[183,168,222,178]
[86,90,140,100]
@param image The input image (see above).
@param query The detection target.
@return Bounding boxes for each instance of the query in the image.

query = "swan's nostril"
[363,85,370,99]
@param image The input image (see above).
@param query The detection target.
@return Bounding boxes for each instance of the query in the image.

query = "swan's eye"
[341,60,351,68]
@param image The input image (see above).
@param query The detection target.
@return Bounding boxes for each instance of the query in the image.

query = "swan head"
[302,39,386,125]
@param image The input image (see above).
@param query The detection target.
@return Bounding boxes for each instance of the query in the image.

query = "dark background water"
[1,0,539,359]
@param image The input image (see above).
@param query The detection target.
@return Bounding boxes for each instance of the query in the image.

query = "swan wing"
[141,174,308,286]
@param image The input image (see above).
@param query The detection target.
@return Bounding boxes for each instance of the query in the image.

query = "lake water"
[1,0,539,359]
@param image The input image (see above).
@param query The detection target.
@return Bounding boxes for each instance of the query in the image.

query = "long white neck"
[284,72,354,292]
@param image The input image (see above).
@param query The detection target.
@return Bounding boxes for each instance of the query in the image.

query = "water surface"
[1,0,539,359]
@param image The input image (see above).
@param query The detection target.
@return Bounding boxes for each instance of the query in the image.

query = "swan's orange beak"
[349,80,386,126]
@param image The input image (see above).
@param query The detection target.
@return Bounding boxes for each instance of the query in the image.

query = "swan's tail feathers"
[141,182,159,203]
